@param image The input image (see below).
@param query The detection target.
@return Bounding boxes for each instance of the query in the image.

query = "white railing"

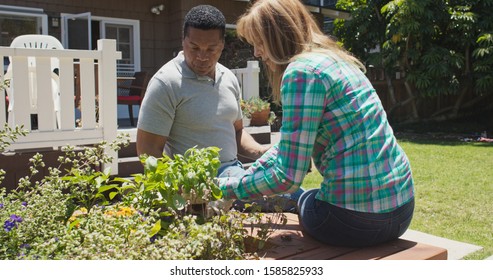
[0,39,122,174]
[231,60,260,101]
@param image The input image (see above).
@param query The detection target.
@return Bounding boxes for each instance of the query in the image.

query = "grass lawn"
[301,129,493,260]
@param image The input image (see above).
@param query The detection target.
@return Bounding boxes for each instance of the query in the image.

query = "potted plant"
[130,146,223,221]
[240,96,275,126]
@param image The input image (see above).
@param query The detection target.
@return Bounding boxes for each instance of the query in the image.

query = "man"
[137,5,267,181]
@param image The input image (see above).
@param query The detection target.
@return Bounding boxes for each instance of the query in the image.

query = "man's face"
[182,27,224,79]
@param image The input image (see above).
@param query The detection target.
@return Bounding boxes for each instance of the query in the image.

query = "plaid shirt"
[219,53,414,213]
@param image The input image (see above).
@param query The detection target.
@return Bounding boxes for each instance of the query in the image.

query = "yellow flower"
[105,206,137,217]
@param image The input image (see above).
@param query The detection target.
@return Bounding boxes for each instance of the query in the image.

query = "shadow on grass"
[392,117,493,147]
[395,132,493,147]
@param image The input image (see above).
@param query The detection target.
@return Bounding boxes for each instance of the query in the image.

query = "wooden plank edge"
[380,242,448,260]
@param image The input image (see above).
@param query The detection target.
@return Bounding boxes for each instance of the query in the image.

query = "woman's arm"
[219,62,326,200]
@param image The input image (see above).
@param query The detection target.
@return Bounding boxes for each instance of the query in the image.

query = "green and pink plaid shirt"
[219,53,414,213]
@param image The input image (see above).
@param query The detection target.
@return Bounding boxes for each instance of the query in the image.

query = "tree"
[333,0,493,123]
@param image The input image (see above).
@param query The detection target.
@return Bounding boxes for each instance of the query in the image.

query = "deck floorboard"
[250,213,447,260]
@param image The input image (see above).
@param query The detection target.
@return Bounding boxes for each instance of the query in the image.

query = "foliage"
[333,0,493,121]
[219,30,255,69]
[0,124,27,159]
[116,146,223,227]
[0,126,284,260]
[219,30,273,102]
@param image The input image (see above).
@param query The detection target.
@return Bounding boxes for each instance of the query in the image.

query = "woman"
[217,0,415,247]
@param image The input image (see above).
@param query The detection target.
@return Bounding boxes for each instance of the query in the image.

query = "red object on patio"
[117,71,149,126]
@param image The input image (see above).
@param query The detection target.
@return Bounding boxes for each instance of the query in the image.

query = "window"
[0,5,48,47]
[105,24,135,74]
[61,13,140,75]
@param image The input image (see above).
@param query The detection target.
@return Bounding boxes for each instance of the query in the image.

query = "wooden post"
[98,39,121,175]
[242,61,260,101]
[58,57,75,130]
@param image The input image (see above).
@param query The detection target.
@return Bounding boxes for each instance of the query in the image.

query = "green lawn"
[301,136,493,260]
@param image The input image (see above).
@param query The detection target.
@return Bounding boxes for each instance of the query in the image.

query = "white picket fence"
[231,60,260,101]
[0,39,121,174]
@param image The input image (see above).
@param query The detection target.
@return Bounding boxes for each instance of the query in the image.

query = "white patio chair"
[4,34,64,129]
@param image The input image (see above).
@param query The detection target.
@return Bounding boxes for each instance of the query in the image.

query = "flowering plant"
[0,126,280,259]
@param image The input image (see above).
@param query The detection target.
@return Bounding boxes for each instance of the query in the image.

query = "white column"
[98,39,121,175]
[242,60,260,101]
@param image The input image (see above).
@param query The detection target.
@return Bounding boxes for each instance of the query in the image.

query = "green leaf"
[68,219,82,231]
[173,193,186,210]
[112,177,133,183]
[211,184,223,200]
[98,184,118,193]
[145,156,158,173]
[109,192,118,200]
[148,219,161,237]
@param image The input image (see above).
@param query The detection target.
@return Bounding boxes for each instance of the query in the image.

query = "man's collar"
[174,51,196,79]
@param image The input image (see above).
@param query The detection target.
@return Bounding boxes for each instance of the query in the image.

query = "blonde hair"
[236,0,365,102]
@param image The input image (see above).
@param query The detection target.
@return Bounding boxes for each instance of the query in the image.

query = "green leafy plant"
[60,136,130,212]
[0,126,285,260]
[333,0,493,122]
[119,146,223,223]
[0,124,27,155]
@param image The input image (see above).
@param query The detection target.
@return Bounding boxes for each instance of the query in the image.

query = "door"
[61,12,92,50]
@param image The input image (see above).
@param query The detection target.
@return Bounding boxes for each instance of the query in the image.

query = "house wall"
[1,0,251,75]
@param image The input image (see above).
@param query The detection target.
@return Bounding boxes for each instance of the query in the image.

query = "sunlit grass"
[301,139,493,260]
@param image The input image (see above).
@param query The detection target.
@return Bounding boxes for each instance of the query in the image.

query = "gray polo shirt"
[138,51,242,166]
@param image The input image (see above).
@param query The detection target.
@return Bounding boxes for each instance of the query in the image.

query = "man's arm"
[234,119,270,161]
[136,129,167,158]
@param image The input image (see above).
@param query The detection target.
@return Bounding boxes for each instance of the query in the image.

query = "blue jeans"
[297,189,414,247]
[218,160,305,213]
[217,160,247,178]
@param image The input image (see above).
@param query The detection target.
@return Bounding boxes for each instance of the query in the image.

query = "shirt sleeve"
[138,77,176,137]
[218,64,327,200]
